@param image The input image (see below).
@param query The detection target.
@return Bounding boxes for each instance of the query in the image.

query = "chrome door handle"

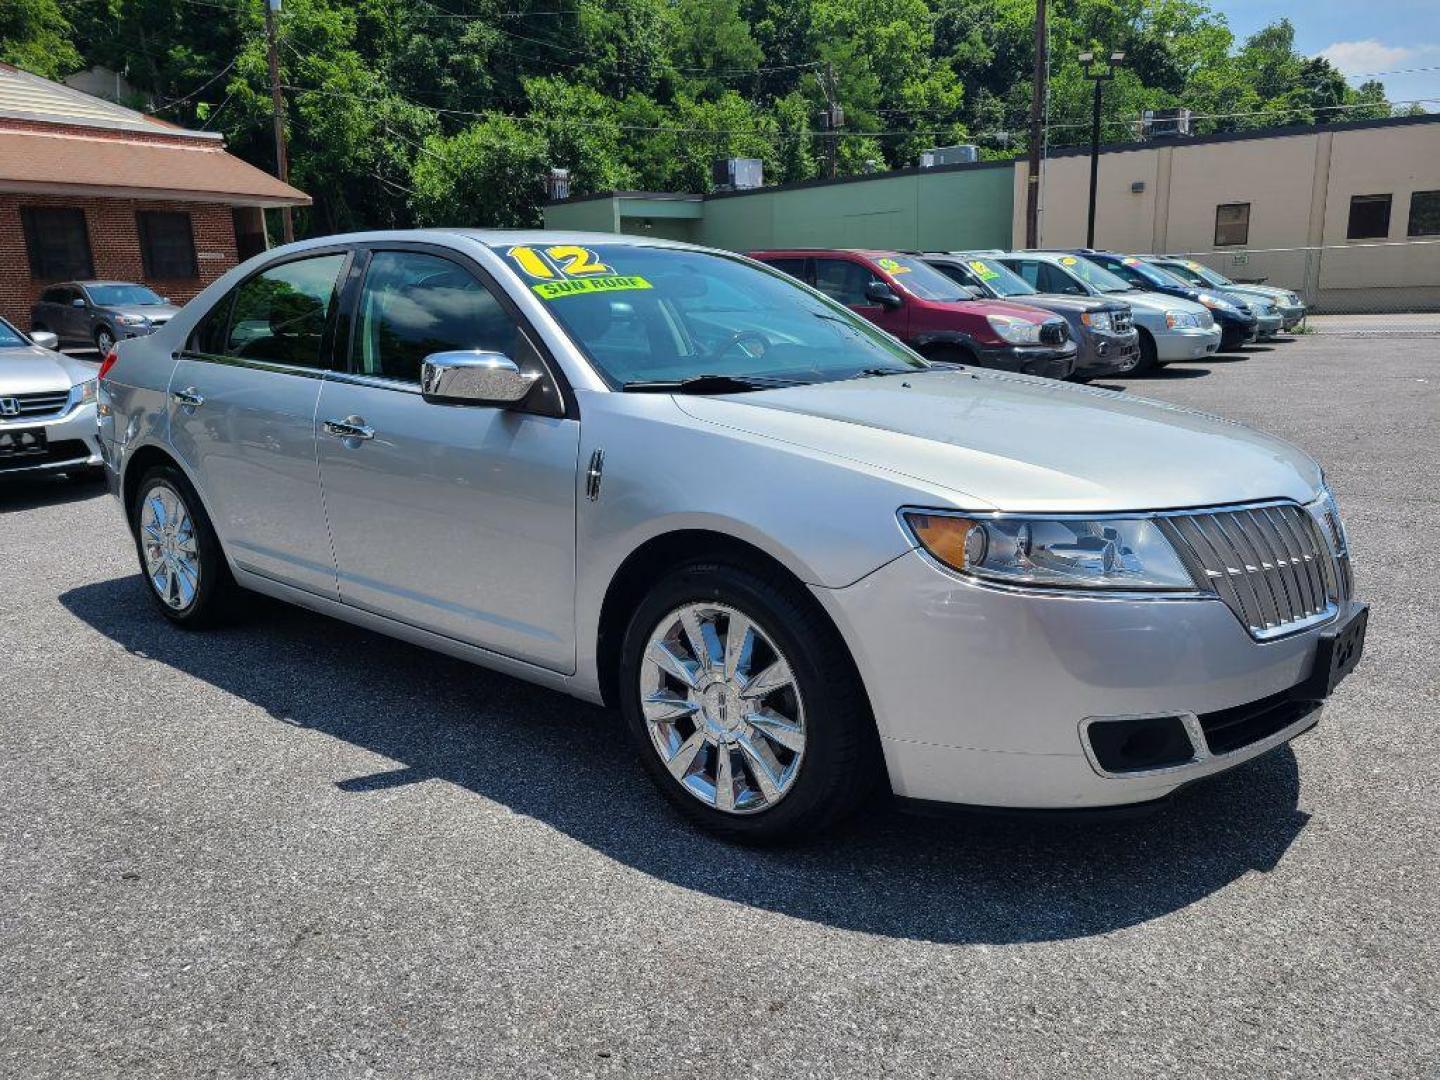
[172,387,204,408]
[323,416,375,442]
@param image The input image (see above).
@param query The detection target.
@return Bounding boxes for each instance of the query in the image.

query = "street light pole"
[1080,50,1124,249]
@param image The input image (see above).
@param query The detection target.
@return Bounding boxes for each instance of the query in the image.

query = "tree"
[409,116,551,227]
[0,0,81,79]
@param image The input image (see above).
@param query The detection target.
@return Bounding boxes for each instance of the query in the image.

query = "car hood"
[674,368,1322,512]
[0,345,92,393]
[1112,290,1206,316]
[107,304,180,323]
[1226,284,1295,306]
[1013,293,1115,316]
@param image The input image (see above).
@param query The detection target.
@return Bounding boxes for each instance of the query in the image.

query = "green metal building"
[543,159,1016,252]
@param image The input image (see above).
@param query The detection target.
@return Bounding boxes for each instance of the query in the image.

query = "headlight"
[75,377,98,403]
[116,314,147,326]
[986,314,1043,345]
[902,511,1196,591]
[1286,292,1303,307]
[1197,293,1239,315]
[1314,487,1349,556]
[1165,309,1200,329]
[1081,311,1113,331]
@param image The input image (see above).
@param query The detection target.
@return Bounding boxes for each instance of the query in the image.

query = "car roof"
[65,280,145,288]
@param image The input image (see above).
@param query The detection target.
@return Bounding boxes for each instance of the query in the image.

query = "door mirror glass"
[421,351,541,407]
[864,280,902,308]
[30,330,60,350]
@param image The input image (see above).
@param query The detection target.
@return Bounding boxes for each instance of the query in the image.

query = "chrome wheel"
[139,485,201,610]
[640,602,806,815]
[95,327,115,354]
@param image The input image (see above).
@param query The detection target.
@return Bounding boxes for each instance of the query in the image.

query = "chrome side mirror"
[30,330,60,351]
[71,298,86,308]
[420,351,541,407]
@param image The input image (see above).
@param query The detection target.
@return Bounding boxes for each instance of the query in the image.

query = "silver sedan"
[97,231,1367,842]
[0,318,103,480]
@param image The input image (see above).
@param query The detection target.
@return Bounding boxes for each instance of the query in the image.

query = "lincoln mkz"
[98,231,1367,841]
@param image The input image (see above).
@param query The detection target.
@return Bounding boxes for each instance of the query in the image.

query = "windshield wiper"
[621,373,801,394]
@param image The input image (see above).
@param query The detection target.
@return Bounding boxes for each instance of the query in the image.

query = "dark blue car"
[1058,251,1259,351]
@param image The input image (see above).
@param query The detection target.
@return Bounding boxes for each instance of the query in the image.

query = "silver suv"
[98,231,1367,842]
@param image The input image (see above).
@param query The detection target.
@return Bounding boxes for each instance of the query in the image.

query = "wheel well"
[920,341,975,364]
[594,530,856,710]
[121,444,182,523]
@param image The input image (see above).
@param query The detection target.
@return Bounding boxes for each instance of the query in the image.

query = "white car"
[0,317,102,479]
[98,232,1367,842]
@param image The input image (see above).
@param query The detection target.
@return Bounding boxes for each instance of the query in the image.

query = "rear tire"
[129,465,241,628]
[619,559,879,844]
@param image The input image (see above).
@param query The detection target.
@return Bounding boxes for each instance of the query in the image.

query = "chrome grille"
[1112,309,1133,333]
[3,389,71,420]
[1158,503,1348,640]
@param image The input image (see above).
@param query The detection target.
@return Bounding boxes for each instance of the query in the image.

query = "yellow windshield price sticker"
[1123,257,1141,266]
[507,245,614,280]
[1060,256,1078,266]
[1185,260,1203,270]
[877,257,911,275]
[968,260,999,280]
[532,275,653,301]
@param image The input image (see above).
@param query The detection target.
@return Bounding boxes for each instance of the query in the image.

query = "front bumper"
[1075,328,1140,378]
[1219,318,1259,349]
[1279,305,1306,330]
[1254,312,1284,339]
[973,342,1077,380]
[815,548,1359,809]
[0,399,102,477]
[1152,325,1222,362]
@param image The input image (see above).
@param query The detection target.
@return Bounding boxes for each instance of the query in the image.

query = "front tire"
[619,560,878,843]
[94,325,116,355]
[130,465,240,627]
[1135,329,1161,373]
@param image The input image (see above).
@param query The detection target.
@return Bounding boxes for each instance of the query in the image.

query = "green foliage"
[1,0,1414,235]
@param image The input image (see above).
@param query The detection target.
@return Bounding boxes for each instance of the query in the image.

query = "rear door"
[314,245,580,671]
[168,249,350,595]
[812,256,907,338]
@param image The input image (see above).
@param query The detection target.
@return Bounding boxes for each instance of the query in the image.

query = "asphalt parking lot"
[2,333,1437,1078]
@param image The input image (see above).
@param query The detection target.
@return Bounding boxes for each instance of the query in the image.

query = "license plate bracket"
[1291,603,1368,702]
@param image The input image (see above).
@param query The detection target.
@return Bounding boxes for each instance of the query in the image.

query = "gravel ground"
[2,334,1437,1079]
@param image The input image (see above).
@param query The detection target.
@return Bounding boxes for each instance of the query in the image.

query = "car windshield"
[956,257,1036,297]
[0,320,29,348]
[87,284,165,306]
[1169,260,1232,288]
[1111,257,1190,291]
[502,244,928,388]
[873,256,970,302]
[1051,256,1131,294]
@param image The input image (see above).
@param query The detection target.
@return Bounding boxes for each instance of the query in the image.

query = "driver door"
[315,246,580,672]
[813,257,908,338]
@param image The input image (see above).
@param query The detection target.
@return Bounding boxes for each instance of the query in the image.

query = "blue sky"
[1210,0,1440,110]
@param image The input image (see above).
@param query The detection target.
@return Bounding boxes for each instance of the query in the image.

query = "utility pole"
[1024,0,1046,248]
[816,62,842,180]
[263,0,294,244]
[1080,50,1124,249]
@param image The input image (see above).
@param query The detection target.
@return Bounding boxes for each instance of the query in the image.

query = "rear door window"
[224,253,347,368]
[813,258,876,306]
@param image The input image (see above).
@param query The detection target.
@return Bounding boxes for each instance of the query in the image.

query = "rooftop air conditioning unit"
[918,144,979,168]
[712,157,764,191]
[1141,108,1194,140]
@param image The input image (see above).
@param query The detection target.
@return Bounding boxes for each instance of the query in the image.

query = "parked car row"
[748,248,1305,380]
[82,230,1362,844]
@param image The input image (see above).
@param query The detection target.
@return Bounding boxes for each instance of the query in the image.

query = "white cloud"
[1316,40,1421,75]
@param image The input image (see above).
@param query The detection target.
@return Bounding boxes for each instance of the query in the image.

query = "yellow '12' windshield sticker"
[877,257,911,275]
[968,260,999,280]
[531,275,653,301]
[506,244,614,280]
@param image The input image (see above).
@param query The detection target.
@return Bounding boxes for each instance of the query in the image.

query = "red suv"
[748,249,1077,379]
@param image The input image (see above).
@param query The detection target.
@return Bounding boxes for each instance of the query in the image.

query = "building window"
[137,211,198,279]
[1407,190,1440,237]
[20,207,94,280]
[1213,203,1250,247]
[1347,194,1392,240]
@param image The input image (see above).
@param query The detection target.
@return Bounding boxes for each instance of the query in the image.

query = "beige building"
[1013,114,1440,312]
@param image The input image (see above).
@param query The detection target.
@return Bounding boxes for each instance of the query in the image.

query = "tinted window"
[1407,190,1440,237]
[225,253,346,368]
[40,286,71,304]
[872,256,968,301]
[190,291,236,355]
[1214,203,1250,246]
[761,257,809,283]
[1347,194,1391,240]
[813,258,876,306]
[88,284,164,306]
[351,251,519,383]
[1037,263,1083,295]
[21,208,93,280]
[0,320,27,348]
[137,211,198,279]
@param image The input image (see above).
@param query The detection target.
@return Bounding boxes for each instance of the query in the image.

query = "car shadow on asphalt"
[60,575,1312,946]
[1,474,108,514]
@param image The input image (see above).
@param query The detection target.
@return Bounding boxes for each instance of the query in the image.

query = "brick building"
[0,63,308,332]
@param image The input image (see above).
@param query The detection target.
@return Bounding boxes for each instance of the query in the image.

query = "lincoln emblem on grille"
[0,397,19,417]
